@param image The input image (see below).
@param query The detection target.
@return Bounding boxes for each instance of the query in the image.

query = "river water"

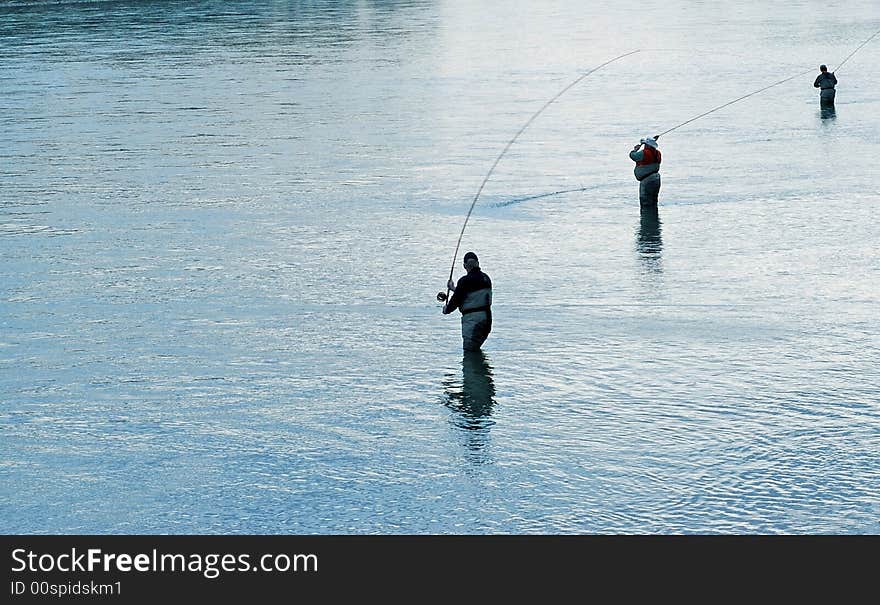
[2,0,878,534]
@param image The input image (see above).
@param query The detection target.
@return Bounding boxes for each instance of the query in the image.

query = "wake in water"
[487,184,613,208]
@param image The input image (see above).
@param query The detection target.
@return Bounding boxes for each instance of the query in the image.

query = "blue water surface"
[1,0,878,534]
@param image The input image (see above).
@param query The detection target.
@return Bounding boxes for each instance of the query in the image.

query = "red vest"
[637,146,661,166]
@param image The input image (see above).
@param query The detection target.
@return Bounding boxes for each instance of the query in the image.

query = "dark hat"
[820,64,828,71]
[463,251,478,262]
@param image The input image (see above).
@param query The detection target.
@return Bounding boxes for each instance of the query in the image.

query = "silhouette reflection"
[819,103,836,121]
[636,206,663,274]
[441,351,497,463]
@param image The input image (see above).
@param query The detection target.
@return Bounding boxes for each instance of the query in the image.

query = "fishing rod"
[832,26,880,73]
[437,49,642,303]
[652,67,814,140]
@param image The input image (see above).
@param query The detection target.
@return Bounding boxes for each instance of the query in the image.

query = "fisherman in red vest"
[629,136,662,208]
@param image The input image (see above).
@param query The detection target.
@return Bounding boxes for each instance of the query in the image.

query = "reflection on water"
[819,104,837,121]
[636,206,663,275]
[442,351,497,463]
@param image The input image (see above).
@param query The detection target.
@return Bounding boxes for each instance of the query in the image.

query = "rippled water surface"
[2,0,879,534]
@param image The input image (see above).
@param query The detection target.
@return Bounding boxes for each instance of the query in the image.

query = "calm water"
[1,0,878,534]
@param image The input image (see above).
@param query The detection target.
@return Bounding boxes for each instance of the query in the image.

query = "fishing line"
[655,26,880,138]
[832,26,880,73]
[438,49,642,303]
[653,67,815,138]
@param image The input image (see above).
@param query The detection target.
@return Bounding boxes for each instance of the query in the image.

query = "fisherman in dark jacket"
[443,251,492,352]
[629,136,662,208]
[814,65,837,106]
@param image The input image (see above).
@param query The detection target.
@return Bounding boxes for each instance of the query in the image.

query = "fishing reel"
[436,291,448,302]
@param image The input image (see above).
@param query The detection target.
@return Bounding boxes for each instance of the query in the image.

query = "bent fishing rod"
[649,67,815,141]
[833,26,880,74]
[437,49,642,303]
[483,27,880,209]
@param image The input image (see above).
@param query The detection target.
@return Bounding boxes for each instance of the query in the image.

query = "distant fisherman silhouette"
[814,65,837,107]
[443,251,492,352]
[630,136,662,209]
